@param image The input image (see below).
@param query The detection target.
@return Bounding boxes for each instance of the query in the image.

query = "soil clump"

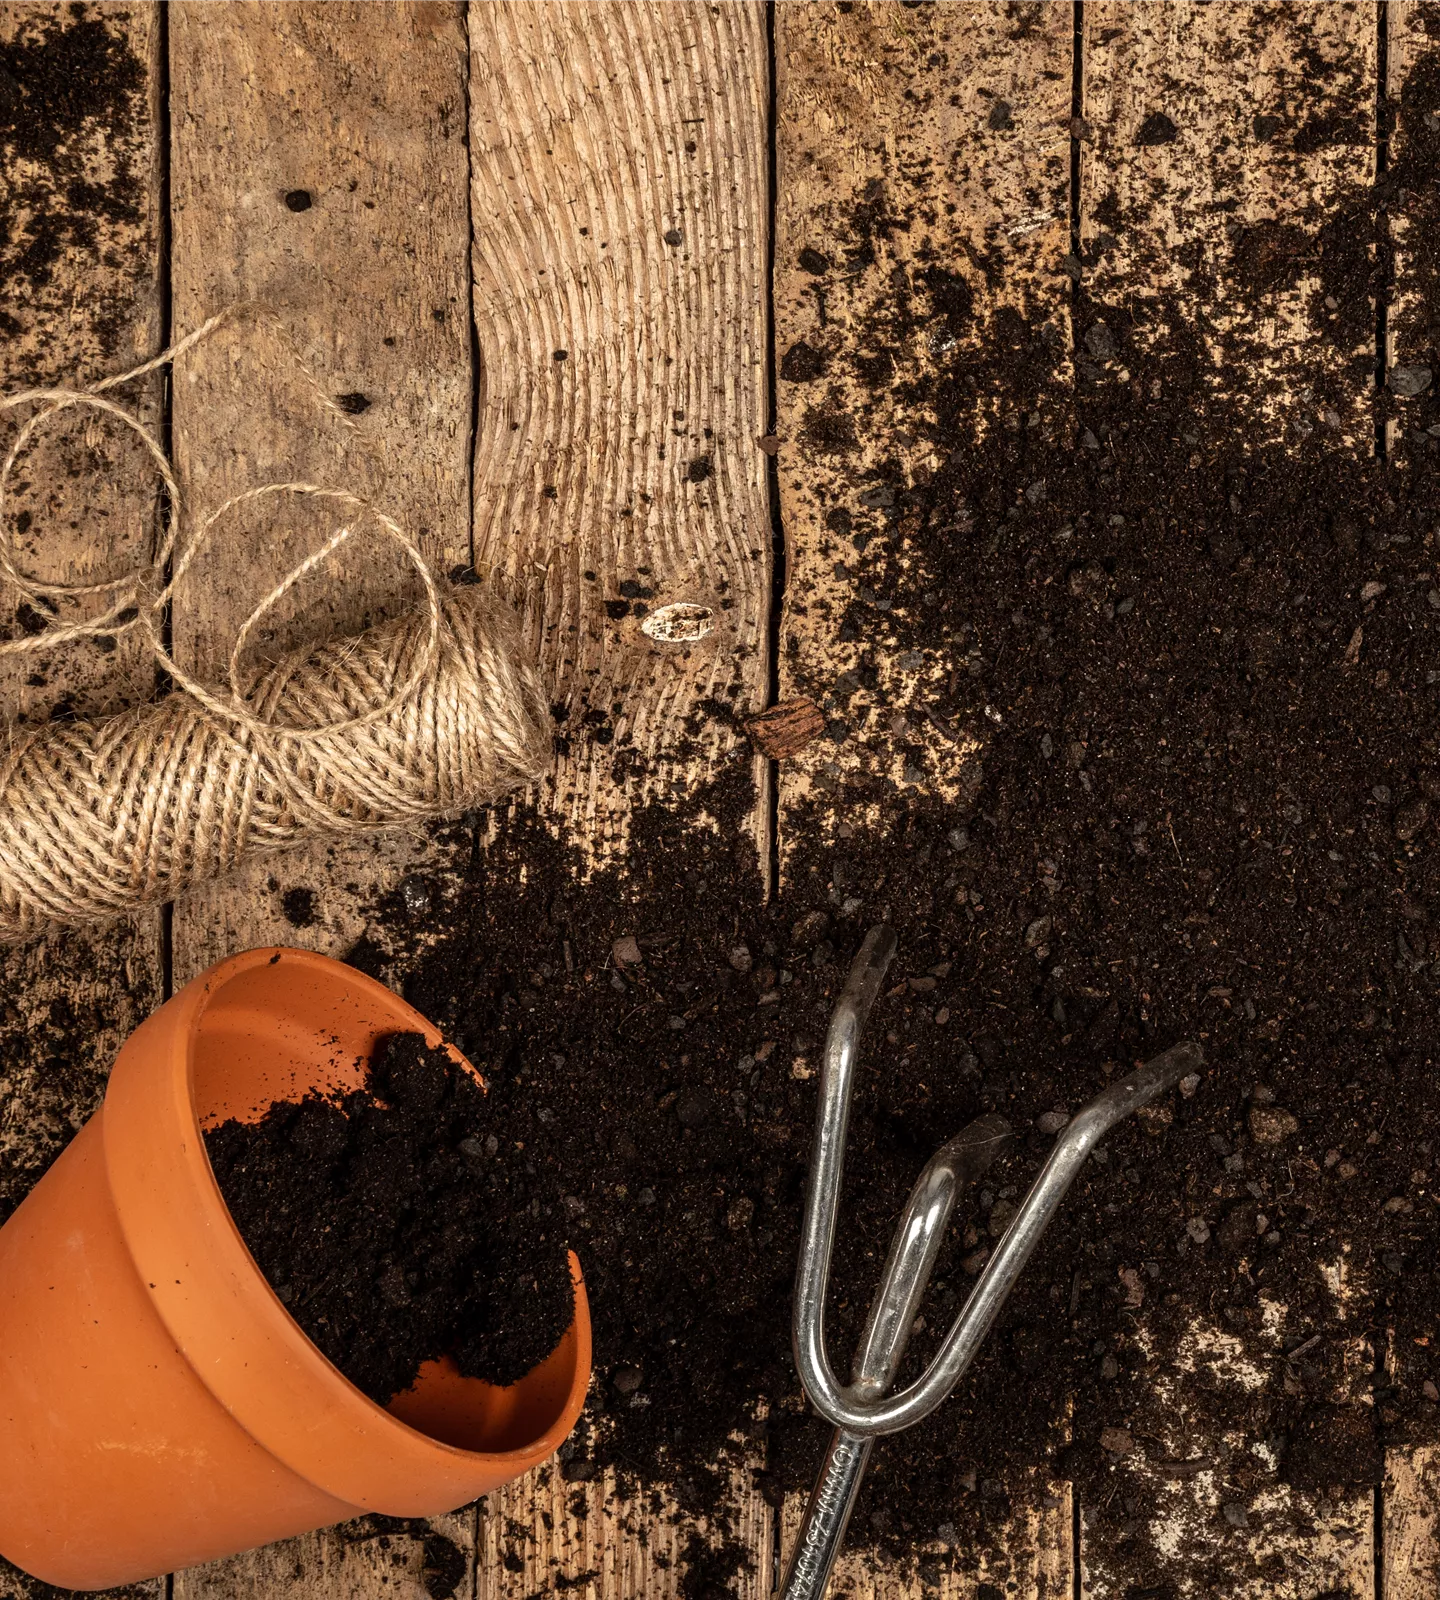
[204,1031,574,1403]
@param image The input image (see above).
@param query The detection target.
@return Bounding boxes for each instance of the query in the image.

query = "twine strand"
[0,310,550,943]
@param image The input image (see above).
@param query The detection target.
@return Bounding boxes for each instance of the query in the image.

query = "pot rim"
[102,944,589,1513]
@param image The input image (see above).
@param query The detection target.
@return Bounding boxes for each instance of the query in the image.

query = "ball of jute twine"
[0,307,551,945]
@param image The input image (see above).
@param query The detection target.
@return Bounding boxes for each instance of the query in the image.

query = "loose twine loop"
[0,306,551,944]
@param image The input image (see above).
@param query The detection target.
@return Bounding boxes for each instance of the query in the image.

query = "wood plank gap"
[1375,1481,1386,1600]
[763,0,785,904]
[1378,0,1394,463]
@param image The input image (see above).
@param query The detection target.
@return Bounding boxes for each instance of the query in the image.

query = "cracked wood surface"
[469,0,772,871]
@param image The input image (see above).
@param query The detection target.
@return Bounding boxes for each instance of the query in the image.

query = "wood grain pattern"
[467,6,775,1596]
[469,0,772,869]
[166,4,476,1596]
[773,0,1072,862]
[1081,0,1379,452]
[174,1510,476,1600]
[1385,1445,1440,1599]
[478,1461,771,1600]
[777,1474,1073,1600]
[0,4,165,1597]
[166,0,473,983]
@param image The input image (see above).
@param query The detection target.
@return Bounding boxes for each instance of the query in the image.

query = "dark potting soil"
[0,4,150,370]
[5,9,1440,1599]
[203,1032,574,1403]
[325,41,1440,1598]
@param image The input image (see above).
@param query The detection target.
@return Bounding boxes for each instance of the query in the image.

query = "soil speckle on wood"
[0,4,151,371]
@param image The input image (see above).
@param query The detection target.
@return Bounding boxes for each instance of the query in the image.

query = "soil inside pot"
[203,1031,575,1404]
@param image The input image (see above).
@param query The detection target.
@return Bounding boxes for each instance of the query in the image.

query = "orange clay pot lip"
[101,945,589,1513]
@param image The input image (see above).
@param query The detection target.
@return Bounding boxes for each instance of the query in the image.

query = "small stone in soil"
[1248,1104,1299,1144]
[1395,799,1430,841]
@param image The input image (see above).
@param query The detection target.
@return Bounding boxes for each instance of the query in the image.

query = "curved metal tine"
[792,925,898,1427]
[814,1037,1205,1437]
[849,1113,1013,1400]
[781,1109,1010,1600]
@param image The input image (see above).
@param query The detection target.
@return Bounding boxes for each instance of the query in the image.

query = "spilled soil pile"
[204,1032,574,1403]
[321,43,1440,1599]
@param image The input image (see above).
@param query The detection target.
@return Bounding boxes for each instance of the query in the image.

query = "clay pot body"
[0,947,590,1590]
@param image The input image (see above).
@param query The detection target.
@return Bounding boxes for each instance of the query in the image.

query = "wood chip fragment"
[744,696,826,758]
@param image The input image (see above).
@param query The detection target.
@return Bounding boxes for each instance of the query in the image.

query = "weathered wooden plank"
[772,0,1071,861]
[166,3,476,1596]
[1081,0,1379,452]
[166,0,473,982]
[0,0,166,1203]
[478,1460,771,1600]
[777,1473,1073,1600]
[1386,1446,1440,1599]
[772,3,1074,1594]
[1383,6,1440,1592]
[469,0,772,870]
[0,3,166,1597]
[1386,0,1439,446]
[1078,5,1380,1595]
[174,1510,476,1600]
[466,4,774,1597]
[0,0,167,1520]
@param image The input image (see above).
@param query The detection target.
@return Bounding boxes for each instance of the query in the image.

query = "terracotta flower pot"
[0,946,591,1591]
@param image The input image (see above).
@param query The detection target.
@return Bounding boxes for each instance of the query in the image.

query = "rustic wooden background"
[1,2,1438,1598]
